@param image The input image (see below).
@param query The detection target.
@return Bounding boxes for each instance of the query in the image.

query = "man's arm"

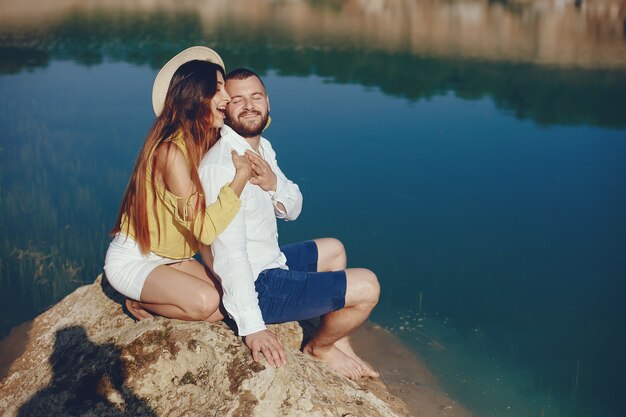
[271,160,302,220]
[200,162,286,367]
[200,164,265,335]
[246,146,302,220]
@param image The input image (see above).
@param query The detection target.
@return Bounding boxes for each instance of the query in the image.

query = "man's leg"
[256,265,372,379]
[260,239,380,379]
[314,237,346,271]
[314,238,379,377]
[302,266,380,379]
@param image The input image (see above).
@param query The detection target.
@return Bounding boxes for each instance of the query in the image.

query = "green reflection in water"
[0,60,151,334]
[1,9,626,128]
[0,117,114,331]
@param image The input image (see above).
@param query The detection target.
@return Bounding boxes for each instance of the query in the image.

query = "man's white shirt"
[198,125,303,336]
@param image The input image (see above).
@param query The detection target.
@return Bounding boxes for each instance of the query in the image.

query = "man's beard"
[226,110,269,138]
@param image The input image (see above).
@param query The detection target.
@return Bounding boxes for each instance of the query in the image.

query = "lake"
[1,1,625,416]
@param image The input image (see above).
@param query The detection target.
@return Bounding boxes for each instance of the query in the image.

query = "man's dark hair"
[225,68,265,87]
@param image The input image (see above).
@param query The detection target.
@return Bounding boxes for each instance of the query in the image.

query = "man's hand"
[244,329,287,368]
[245,150,277,192]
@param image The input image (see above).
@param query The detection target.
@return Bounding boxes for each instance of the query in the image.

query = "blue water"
[1,52,626,417]
[269,74,626,416]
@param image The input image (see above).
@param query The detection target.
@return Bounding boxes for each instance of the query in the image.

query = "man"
[199,68,380,379]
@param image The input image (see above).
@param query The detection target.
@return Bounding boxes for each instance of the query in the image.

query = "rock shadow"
[298,317,321,350]
[100,272,126,306]
[100,272,137,321]
[17,325,156,417]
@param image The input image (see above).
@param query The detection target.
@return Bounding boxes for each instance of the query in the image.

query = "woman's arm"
[228,150,252,197]
[155,143,198,220]
[156,144,250,219]
[154,143,250,246]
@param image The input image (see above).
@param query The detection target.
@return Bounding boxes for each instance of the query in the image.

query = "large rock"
[0,276,408,417]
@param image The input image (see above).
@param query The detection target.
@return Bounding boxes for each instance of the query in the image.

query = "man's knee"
[361,269,380,306]
[345,268,380,307]
[186,288,220,321]
[316,237,346,271]
[327,237,346,257]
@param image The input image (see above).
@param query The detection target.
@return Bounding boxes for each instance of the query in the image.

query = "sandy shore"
[352,323,471,417]
[1,319,470,416]
[0,320,30,382]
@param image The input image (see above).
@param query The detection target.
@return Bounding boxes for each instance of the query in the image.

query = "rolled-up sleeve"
[199,164,266,336]
[265,144,303,220]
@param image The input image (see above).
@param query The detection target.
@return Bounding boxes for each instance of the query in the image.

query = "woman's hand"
[232,150,253,178]
[230,150,252,197]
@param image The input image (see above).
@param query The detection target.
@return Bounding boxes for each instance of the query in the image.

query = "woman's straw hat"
[152,46,225,116]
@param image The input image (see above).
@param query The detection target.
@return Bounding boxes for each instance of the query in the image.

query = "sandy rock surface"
[0,275,409,417]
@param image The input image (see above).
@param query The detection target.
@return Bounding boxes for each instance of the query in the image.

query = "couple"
[104,46,380,380]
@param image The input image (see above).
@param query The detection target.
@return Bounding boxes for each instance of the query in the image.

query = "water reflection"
[0,60,154,335]
[2,5,626,128]
[4,51,625,129]
[1,0,625,69]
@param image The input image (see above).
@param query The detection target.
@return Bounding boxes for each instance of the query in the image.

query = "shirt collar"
[220,125,265,154]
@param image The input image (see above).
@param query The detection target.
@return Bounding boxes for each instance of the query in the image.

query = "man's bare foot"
[125,299,153,321]
[303,343,366,380]
[334,337,380,378]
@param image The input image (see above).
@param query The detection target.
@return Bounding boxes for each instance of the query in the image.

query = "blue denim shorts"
[255,240,347,323]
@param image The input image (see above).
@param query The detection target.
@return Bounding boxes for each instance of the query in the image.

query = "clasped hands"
[231,149,278,191]
[245,150,277,191]
[244,329,287,368]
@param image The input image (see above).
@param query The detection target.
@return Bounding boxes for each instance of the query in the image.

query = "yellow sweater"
[119,134,240,259]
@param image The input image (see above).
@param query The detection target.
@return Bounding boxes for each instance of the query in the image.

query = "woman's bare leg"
[126,259,224,322]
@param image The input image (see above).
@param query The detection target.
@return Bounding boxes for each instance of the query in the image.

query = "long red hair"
[111,60,225,254]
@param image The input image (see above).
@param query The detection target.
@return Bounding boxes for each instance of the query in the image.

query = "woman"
[104,47,248,323]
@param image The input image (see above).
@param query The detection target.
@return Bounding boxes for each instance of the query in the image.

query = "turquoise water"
[1,3,626,416]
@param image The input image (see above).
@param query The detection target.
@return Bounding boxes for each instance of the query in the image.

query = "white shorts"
[103,233,190,300]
